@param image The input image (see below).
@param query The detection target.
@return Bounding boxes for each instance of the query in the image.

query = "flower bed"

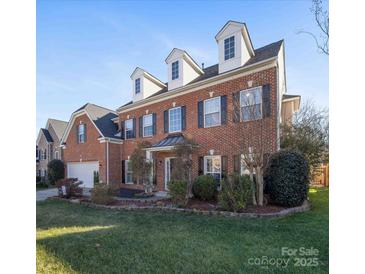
[49,196,310,218]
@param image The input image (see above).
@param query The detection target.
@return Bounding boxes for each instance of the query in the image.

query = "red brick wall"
[108,142,121,187]
[119,67,279,191]
[63,114,107,182]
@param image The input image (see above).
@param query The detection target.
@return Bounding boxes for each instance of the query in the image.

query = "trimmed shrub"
[218,174,252,212]
[93,171,100,185]
[56,178,83,198]
[91,183,114,205]
[47,159,65,185]
[264,150,309,207]
[192,175,217,201]
[168,180,187,206]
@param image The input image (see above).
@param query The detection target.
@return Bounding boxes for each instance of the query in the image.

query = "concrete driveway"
[36,188,58,201]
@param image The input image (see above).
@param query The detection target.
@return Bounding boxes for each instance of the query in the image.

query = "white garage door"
[67,162,99,188]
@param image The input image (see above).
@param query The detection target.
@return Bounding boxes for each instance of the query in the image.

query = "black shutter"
[121,160,125,183]
[198,101,204,128]
[152,113,157,135]
[221,156,228,179]
[164,110,168,133]
[232,92,240,122]
[198,156,204,175]
[233,154,240,173]
[44,149,47,160]
[84,124,87,142]
[181,106,186,131]
[132,118,136,138]
[139,116,143,138]
[76,124,79,143]
[120,121,125,140]
[221,95,227,125]
[262,84,271,118]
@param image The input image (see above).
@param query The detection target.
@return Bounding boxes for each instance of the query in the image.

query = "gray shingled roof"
[74,103,119,139]
[41,128,53,143]
[151,133,186,148]
[283,94,301,100]
[119,40,283,108]
[48,118,68,140]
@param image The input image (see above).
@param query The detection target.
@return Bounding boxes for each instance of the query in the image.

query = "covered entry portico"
[144,133,187,192]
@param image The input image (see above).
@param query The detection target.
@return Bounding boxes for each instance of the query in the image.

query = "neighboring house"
[60,103,122,188]
[58,20,300,192]
[281,94,301,125]
[36,118,68,182]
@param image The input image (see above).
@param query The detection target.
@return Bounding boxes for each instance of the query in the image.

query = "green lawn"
[37,188,329,274]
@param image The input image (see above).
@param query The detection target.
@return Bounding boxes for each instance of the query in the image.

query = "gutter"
[117,56,278,113]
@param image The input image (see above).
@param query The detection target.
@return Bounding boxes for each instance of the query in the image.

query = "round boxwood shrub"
[264,150,309,207]
[47,159,65,185]
[168,180,187,206]
[192,175,217,201]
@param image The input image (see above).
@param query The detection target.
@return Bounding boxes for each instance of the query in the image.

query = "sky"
[37,0,328,133]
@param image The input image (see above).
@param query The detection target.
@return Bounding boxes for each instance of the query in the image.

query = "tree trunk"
[255,167,264,206]
[249,169,257,206]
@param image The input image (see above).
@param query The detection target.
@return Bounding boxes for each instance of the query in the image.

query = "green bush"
[91,183,114,205]
[168,180,187,206]
[264,150,309,207]
[192,175,217,201]
[93,171,100,185]
[47,160,65,185]
[218,174,252,212]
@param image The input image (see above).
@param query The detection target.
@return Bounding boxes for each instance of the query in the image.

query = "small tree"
[281,100,328,181]
[171,138,198,198]
[47,159,65,185]
[129,141,153,193]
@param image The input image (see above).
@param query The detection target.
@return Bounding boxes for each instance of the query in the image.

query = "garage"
[67,161,99,188]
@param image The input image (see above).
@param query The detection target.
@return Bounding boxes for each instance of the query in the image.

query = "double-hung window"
[224,36,235,60]
[172,61,179,80]
[204,155,221,181]
[169,107,181,133]
[125,160,133,184]
[240,87,262,121]
[143,114,153,137]
[78,124,86,143]
[135,78,141,94]
[204,97,221,127]
[125,119,134,139]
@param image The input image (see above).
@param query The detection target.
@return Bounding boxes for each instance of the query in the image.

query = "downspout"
[107,141,109,185]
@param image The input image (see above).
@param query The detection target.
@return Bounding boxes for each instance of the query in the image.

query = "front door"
[164,157,177,190]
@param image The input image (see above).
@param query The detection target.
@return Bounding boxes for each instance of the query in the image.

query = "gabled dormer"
[165,48,204,91]
[215,21,255,74]
[131,67,166,102]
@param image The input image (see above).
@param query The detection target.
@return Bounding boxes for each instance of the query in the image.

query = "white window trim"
[135,78,141,94]
[204,155,222,179]
[54,151,59,160]
[239,86,263,122]
[143,114,153,137]
[124,119,134,139]
[224,35,235,61]
[125,160,134,184]
[171,60,179,80]
[168,106,182,133]
[203,96,221,128]
[78,124,86,143]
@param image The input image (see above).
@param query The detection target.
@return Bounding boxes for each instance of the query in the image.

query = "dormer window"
[172,61,179,80]
[135,78,141,94]
[224,36,235,60]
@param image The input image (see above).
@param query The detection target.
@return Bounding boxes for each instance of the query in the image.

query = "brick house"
[59,21,300,193]
[36,118,68,182]
[60,103,122,187]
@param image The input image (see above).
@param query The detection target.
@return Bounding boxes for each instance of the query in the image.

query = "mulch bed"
[77,197,286,214]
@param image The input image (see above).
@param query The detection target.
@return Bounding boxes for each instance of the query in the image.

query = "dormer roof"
[215,20,255,57]
[130,67,166,88]
[165,48,204,75]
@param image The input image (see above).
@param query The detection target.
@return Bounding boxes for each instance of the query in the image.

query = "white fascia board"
[98,137,123,144]
[118,57,277,113]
